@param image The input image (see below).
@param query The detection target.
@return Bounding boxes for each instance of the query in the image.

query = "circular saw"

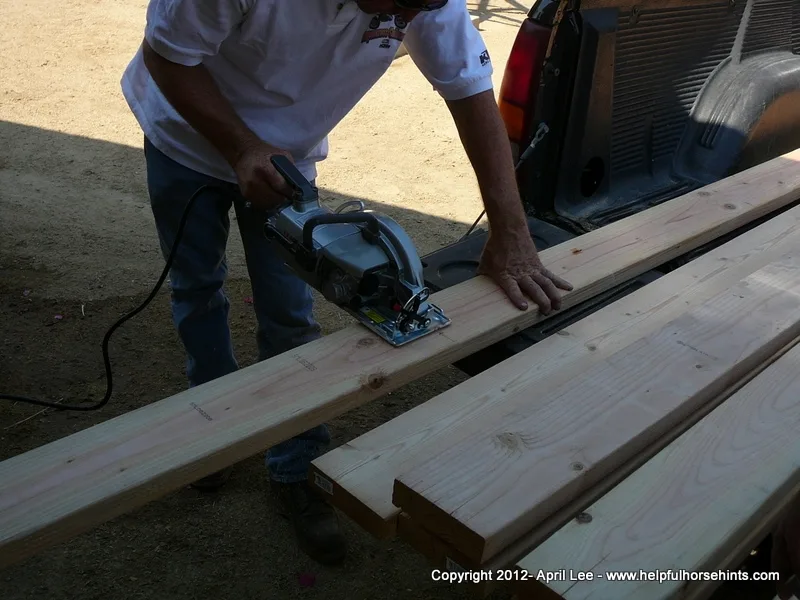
[261,155,451,347]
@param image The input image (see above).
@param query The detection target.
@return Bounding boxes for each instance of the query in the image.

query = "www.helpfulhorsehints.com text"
[431,567,781,585]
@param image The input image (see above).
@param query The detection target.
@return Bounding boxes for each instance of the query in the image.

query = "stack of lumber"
[1,148,800,596]
[391,257,800,566]
[512,336,800,600]
[310,148,800,598]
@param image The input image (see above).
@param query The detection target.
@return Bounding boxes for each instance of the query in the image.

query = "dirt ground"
[0,1,782,599]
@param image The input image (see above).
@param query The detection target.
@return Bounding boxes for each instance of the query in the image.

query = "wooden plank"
[311,199,800,538]
[396,513,496,598]
[514,341,800,600]
[396,512,536,598]
[401,333,800,599]
[393,256,800,564]
[495,335,800,590]
[678,491,800,600]
[1,151,799,568]
[499,334,800,600]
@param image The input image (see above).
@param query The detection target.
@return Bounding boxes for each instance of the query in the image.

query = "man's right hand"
[141,38,298,211]
[233,140,297,210]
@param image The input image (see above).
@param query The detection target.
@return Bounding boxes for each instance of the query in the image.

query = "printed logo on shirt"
[362,13,408,48]
[479,50,490,66]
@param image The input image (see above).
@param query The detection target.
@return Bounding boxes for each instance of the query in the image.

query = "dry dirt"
[0,1,779,599]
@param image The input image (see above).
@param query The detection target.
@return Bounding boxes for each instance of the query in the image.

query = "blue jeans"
[143,137,330,483]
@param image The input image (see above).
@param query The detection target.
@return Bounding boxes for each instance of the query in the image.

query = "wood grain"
[1,150,799,568]
[393,256,800,564]
[311,201,800,538]
[395,334,799,600]
[514,342,800,600]
[679,486,800,600]
[396,514,497,598]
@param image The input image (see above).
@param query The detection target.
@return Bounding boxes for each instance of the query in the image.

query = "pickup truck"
[420,0,800,594]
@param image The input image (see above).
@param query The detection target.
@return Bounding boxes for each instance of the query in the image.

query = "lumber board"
[1,151,799,568]
[513,341,800,600]
[397,513,499,598]
[393,256,800,564]
[678,491,800,600]
[500,336,800,577]
[395,333,800,598]
[311,199,800,538]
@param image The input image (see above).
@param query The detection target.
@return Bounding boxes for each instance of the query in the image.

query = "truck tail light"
[498,19,552,157]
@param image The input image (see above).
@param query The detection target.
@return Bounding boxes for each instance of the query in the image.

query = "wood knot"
[698,190,711,197]
[364,371,388,390]
[356,337,377,349]
[724,203,737,210]
[493,432,533,452]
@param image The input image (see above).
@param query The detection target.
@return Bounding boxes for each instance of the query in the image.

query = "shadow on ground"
[469,0,529,29]
[0,120,475,302]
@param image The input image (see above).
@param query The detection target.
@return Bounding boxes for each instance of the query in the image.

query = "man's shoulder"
[408,0,474,27]
[404,0,485,52]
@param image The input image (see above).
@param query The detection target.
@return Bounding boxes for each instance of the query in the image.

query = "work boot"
[272,480,347,566]
[190,467,232,492]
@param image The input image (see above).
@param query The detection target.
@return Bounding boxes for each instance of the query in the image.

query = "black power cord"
[457,126,547,242]
[0,184,218,412]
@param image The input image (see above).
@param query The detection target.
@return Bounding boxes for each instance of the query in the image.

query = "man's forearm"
[141,39,260,167]
[447,90,571,311]
[446,89,529,236]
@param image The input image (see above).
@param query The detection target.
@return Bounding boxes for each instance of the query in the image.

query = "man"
[121,0,572,567]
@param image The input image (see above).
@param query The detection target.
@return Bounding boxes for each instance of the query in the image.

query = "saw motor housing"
[262,156,450,346]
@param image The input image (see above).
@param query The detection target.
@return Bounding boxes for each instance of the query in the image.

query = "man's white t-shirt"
[121,0,494,183]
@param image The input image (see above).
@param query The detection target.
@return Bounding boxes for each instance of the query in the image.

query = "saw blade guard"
[264,155,450,345]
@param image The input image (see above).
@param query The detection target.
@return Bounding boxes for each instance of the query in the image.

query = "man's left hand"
[478,229,573,314]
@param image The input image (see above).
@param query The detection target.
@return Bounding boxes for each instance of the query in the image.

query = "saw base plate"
[347,303,451,347]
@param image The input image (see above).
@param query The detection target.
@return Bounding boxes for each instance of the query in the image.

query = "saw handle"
[302,213,380,251]
[270,155,318,203]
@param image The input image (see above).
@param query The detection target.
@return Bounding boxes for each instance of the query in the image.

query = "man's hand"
[142,38,295,209]
[233,140,296,209]
[479,228,572,314]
